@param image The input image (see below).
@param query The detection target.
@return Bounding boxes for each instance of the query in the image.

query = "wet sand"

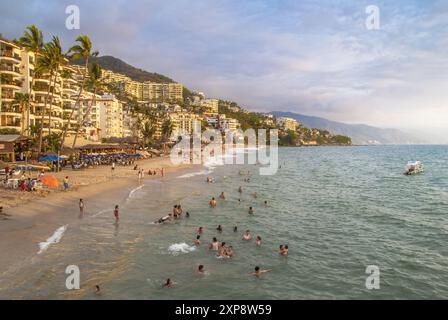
[0,156,190,276]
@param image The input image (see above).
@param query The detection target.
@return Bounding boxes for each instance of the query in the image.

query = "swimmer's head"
[198,265,204,271]
[213,237,217,242]
[196,235,200,240]
[255,266,260,272]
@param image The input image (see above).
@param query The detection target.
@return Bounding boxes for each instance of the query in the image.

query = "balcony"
[0,50,21,63]
[0,64,21,75]
[1,79,22,89]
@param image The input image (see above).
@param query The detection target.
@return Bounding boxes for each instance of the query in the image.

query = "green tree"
[18,25,44,135]
[35,36,64,155]
[71,62,103,148]
[60,35,98,151]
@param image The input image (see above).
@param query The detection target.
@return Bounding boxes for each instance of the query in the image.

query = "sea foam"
[38,225,68,254]
[168,242,196,254]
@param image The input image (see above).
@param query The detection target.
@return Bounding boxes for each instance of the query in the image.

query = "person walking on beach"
[111,162,115,176]
[113,205,119,223]
[63,176,69,191]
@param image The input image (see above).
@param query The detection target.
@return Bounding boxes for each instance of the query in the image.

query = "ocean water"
[1,145,448,299]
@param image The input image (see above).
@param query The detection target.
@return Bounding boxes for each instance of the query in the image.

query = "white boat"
[404,161,423,175]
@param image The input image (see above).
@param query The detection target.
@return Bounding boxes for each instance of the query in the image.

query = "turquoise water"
[1,145,448,299]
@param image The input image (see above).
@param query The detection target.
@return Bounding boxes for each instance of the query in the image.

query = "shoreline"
[0,156,192,276]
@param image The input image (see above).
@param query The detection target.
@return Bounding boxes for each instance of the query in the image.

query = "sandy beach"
[0,156,190,277]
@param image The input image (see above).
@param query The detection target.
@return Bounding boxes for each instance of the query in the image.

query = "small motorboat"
[404,161,423,175]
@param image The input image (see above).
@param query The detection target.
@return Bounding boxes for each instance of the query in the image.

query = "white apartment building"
[99,94,124,138]
[276,117,298,131]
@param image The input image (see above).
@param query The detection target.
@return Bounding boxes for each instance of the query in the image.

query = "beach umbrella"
[41,175,59,189]
[40,155,65,162]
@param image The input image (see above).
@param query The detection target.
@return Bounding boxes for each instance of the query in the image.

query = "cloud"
[1,0,447,141]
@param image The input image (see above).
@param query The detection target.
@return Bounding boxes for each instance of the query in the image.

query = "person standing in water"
[163,278,173,288]
[248,207,255,214]
[238,186,243,193]
[219,192,225,200]
[255,236,262,246]
[79,199,84,215]
[194,235,201,246]
[113,205,119,223]
[197,265,205,274]
[242,230,252,241]
[209,197,217,208]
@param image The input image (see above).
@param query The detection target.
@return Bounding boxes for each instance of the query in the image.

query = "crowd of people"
[151,169,288,288]
[71,153,140,170]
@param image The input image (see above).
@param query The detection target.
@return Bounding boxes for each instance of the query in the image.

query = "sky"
[1,0,447,142]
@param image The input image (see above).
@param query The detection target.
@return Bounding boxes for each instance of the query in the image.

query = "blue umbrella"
[39,155,64,162]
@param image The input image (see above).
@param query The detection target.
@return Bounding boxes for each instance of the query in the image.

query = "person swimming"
[238,186,243,193]
[251,266,272,277]
[94,285,101,295]
[233,226,238,233]
[156,213,172,224]
[242,230,252,241]
[255,236,262,246]
[248,207,255,214]
[197,226,204,235]
[186,211,190,218]
[210,197,217,208]
[264,200,268,207]
[197,265,205,274]
[209,237,219,251]
[279,245,284,254]
[252,192,258,198]
[219,192,225,200]
[216,225,223,232]
[280,245,289,256]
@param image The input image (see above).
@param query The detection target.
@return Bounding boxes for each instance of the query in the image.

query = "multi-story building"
[169,111,201,135]
[218,114,240,132]
[99,94,124,138]
[197,98,219,115]
[0,37,86,137]
[276,117,298,131]
[101,69,183,103]
[140,81,183,103]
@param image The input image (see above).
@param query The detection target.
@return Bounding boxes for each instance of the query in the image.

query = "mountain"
[72,55,176,83]
[271,111,424,145]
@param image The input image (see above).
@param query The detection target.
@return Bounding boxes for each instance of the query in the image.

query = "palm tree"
[45,37,65,137]
[13,93,30,135]
[71,62,103,148]
[141,121,156,147]
[18,25,44,135]
[161,118,174,152]
[60,35,98,151]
